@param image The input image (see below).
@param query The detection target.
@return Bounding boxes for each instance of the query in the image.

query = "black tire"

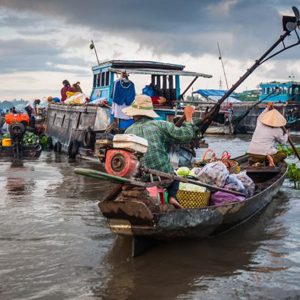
[54,141,62,153]
[83,128,95,148]
[68,140,80,159]
[48,136,54,150]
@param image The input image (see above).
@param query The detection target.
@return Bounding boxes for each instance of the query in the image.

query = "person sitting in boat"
[247,102,288,167]
[123,94,196,209]
[33,99,41,115]
[109,71,135,132]
[224,102,234,134]
[72,81,83,93]
[10,107,17,114]
[61,80,75,102]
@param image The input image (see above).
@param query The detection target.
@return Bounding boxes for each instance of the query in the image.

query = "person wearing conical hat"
[247,102,288,166]
[123,94,196,209]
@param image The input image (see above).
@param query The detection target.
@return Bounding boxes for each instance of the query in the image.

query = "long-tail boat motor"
[104,134,148,178]
[95,133,114,162]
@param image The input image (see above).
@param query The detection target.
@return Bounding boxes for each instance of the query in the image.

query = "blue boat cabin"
[89,60,212,124]
[259,81,300,103]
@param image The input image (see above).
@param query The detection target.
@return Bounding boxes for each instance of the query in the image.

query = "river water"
[0,135,299,300]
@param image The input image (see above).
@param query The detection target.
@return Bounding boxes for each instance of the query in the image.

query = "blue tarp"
[193,89,241,103]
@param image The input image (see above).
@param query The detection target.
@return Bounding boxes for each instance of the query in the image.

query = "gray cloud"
[1,0,299,60]
[0,38,89,74]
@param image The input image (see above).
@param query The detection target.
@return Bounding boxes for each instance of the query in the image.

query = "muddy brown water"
[0,135,299,299]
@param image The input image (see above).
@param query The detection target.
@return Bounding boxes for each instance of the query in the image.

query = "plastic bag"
[224,174,247,194]
[196,161,229,187]
[210,191,246,206]
[64,93,87,105]
[236,171,255,197]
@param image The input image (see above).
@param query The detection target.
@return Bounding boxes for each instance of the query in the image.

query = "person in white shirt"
[247,102,288,166]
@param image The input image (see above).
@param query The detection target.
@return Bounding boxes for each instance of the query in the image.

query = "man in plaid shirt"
[123,94,196,208]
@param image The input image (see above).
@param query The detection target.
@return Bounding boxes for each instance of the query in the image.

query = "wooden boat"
[75,154,287,256]
[0,122,42,160]
[0,143,42,159]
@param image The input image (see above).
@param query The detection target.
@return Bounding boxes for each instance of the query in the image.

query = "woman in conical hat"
[247,102,288,166]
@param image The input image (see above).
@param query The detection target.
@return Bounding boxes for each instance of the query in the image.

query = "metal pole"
[91,40,100,65]
[217,42,229,89]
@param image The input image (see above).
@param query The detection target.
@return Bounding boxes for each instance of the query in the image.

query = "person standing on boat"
[61,80,75,102]
[109,71,135,132]
[123,94,196,208]
[247,102,288,166]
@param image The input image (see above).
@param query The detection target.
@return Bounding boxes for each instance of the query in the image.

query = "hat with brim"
[259,109,287,127]
[122,94,159,118]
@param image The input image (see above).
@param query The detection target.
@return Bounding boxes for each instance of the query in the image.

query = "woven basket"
[176,190,211,208]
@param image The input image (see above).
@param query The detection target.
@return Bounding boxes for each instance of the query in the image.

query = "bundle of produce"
[22,132,39,146]
[39,134,51,150]
[1,133,11,139]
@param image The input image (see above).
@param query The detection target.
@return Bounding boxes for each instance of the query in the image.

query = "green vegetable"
[176,167,190,176]
[22,132,39,146]
[287,163,300,189]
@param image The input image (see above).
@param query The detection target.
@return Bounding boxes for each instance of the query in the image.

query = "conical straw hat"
[259,109,286,127]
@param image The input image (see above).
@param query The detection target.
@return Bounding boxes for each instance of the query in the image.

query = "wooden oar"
[282,127,300,161]
[142,167,247,197]
[75,167,246,196]
[74,168,170,187]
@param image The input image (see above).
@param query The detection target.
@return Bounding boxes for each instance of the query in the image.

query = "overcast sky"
[0,0,300,100]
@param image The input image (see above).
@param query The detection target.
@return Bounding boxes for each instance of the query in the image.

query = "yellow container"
[176,190,211,208]
[2,138,12,147]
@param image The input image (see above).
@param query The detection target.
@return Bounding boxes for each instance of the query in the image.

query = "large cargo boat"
[46,59,213,158]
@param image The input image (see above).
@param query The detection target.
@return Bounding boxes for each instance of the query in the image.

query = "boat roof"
[93,60,185,71]
[260,81,300,87]
[108,67,212,78]
[92,60,212,77]
[193,89,241,102]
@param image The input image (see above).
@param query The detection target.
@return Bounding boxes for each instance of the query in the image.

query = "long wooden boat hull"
[102,168,285,239]
[97,159,287,256]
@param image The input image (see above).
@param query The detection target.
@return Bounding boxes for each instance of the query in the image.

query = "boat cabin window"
[151,74,177,104]
[294,87,300,95]
[97,74,101,87]
[105,71,110,86]
[94,71,110,88]
[101,72,105,86]
[93,74,97,88]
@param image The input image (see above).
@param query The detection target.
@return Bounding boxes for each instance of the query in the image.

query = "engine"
[95,134,148,178]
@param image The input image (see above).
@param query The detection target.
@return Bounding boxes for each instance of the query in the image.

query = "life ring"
[68,140,80,158]
[83,128,95,148]
[54,141,62,153]
[48,136,53,150]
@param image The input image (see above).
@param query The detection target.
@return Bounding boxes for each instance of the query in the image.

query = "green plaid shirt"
[125,117,195,173]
